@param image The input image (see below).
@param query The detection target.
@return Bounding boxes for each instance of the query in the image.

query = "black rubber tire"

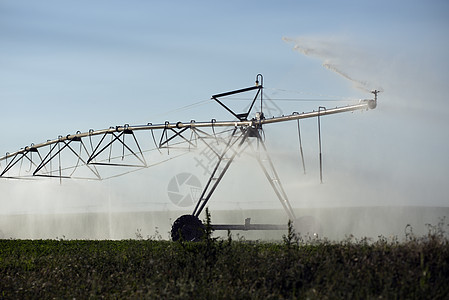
[171,214,205,241]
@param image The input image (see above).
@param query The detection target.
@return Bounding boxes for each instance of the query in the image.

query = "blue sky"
[1,1,449,221]
[1,1,447,139]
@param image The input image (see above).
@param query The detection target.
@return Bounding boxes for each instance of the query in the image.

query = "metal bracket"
[211,74,263,121]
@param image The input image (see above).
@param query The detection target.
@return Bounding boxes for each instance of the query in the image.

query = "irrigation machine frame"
[0,74,378,241]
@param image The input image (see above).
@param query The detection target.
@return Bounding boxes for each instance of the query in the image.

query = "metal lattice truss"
[0,104,376,180]
[0,75,377,218]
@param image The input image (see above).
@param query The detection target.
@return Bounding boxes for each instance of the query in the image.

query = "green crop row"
[1,222,448,299]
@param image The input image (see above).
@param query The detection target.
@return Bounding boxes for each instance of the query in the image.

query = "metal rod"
[318,106,325,184]
[159,127,193,148]
[211,224,287,231]
[250,130,297,221]
[211,85,261,98]
[192,128,248,217]
[255,74,263,114]
[297,119,306,174]
[88,131,125,164]
[0,100,375,163]
[0,152,21,177]
[211,97,243,120]
[211,218,287,231]
[245,88,261,119]
[33,141,69,176]
[62,140,102,179]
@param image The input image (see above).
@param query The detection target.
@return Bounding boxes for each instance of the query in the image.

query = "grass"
[1,218,448,299]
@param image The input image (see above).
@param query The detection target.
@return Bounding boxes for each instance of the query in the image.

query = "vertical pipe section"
[297,119,306,174]
[318,106,326,184]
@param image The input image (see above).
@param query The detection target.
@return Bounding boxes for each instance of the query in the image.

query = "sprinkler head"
[368,99,377,109]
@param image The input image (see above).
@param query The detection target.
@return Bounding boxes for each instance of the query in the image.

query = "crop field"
[1,222,448,299]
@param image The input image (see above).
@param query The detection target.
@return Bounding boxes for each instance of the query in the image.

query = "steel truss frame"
[0,74,378,235]
[0,103,377,178]
[188,125,297,222]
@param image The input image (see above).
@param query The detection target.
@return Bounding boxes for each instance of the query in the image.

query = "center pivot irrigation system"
[0,74,378,241]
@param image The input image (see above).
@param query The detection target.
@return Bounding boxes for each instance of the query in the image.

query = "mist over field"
[1,1,448,240]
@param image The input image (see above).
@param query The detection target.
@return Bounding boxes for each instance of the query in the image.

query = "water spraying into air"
[283,36,384,94]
